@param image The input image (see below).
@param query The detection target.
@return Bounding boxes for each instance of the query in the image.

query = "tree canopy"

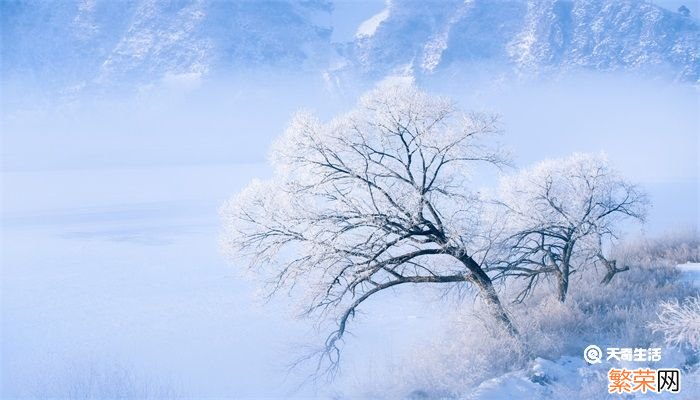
[220,82,648,375]
[220,81,517,374]
[494,152,647,301]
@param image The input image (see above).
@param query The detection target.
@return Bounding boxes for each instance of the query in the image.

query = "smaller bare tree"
[493,153,647,302]
[220,81,517,376]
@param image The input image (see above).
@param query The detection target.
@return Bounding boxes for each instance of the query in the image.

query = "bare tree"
[494,153,647,302]
[220,81,517,375]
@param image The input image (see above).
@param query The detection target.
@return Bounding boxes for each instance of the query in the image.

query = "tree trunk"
[600,270,615,285]
[556,243,573,303]
[476,274,520,337]
[598,255,629,285]
[556,264,569,303]
[458,253,519,337]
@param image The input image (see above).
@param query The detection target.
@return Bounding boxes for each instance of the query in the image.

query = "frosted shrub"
[650,296,700,351]
[407,306,529,395]
[611,229,700,267]
[390,245,698,397]
[561,260,694,350]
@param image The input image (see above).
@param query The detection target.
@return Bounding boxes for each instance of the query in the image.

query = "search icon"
[584,344,603,364]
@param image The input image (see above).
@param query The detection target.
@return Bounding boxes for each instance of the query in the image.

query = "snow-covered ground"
[465,355,699,400]
[462,264,700,400]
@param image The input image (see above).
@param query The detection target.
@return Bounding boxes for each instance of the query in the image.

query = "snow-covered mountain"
[1,0,333,88]
[341,0,699,82]
[1,0,698,91]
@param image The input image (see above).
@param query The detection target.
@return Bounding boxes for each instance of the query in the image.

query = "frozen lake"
[679,263,700,287]
[2,164,293,397]
[1,164,448,398]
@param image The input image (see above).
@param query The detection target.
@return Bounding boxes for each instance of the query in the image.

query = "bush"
[348,233,699,398]
[650,296,700,352]
[610,229,700,267]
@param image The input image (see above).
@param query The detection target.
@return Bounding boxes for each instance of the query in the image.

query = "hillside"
[1,0,698,92]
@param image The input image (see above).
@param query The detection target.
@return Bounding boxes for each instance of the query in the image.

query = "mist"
[1,66,698,398]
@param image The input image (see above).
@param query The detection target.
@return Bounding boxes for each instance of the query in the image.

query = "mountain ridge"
[339,0,699,82]
[1,0,697,92]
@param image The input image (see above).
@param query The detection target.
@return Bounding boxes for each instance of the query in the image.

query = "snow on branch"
[220,81,517,376]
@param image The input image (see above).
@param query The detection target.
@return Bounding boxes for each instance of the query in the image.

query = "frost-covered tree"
[220,81,517,374]
[494,153,647,302]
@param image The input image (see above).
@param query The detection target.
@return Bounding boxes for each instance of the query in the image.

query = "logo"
[608,368,681,394]
[583,344,603,364]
